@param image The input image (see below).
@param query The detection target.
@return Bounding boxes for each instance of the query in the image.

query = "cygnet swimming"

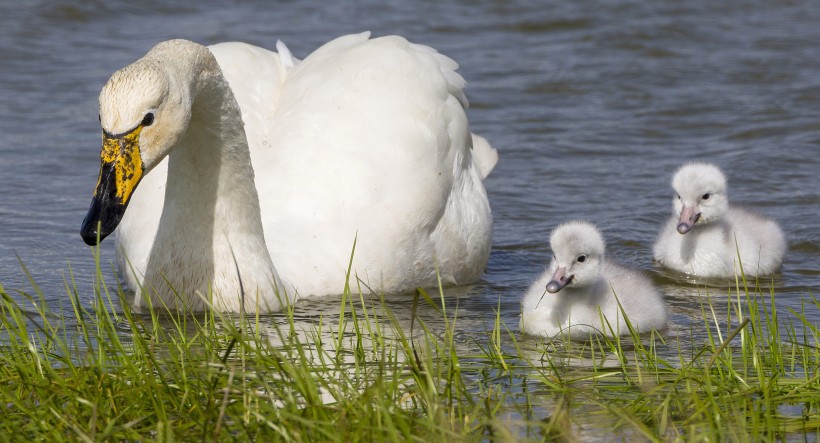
[520,221,667,339]
[653,162,786,278]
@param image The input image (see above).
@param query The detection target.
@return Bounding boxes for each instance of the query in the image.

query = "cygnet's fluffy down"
[520,221,667,339]
[653,162,786,278]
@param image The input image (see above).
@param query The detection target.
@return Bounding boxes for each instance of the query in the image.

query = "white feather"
[275,39,299,70]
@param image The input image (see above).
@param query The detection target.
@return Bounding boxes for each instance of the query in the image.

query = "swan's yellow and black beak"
[81,126,144,246]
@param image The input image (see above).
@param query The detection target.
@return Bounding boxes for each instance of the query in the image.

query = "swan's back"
[208,41,290,154]
[249,33,494,295]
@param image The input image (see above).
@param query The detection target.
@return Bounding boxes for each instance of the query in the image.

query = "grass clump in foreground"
[0,260,819,442]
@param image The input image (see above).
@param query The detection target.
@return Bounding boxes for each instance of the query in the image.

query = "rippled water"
[1,0,819,391]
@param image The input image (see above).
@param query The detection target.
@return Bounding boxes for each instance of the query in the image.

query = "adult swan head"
[80,34,498,313]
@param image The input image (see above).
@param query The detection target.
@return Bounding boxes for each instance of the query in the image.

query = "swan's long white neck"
[142,44,287,312]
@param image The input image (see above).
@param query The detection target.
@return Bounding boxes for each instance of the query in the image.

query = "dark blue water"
[1,0,818,380]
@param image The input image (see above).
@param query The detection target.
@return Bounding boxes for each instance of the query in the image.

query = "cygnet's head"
[544,221,606,293]
[670,162,729,234]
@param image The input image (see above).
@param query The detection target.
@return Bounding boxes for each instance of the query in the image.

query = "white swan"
[80,33,497,313]
[653,162,786,278]
[520,221,667,339]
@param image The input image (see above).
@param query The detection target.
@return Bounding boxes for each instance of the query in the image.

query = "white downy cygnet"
[520,221,667,339]
[653,162,786,278]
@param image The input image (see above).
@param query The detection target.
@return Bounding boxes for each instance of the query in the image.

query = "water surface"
[1,0,819,434]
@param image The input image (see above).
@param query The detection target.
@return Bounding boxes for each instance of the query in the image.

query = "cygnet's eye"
[676,194,681,200]
[142,112,155,127]
[576,255,587,263]
[702,193,711,200]
[98,114,101,123]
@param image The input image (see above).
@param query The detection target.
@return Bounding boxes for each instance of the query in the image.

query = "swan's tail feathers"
[471,134,498,180]
[275,40,300,70]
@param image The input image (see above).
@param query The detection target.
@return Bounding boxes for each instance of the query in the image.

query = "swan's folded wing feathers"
[408,41,468,108]
[295,31,372,66]
[275,40,299,70]
[255,34,493,294]
[208,42,289,154]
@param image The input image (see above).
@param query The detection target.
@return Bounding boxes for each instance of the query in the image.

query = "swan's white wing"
[275,40,300,70]
[209,42,289,157]
[258,33,494,294]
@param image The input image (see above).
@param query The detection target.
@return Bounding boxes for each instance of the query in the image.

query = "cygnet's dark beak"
[546,266,573,293]
[676,205,700,234]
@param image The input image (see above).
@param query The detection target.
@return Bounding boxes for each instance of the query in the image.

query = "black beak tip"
[80,216,111,246]
[81,231,101,246]
[82,158,132,247]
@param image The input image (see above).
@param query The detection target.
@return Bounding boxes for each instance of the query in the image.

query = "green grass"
[0,256,818,442]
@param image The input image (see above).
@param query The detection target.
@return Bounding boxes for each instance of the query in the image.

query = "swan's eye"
[576,255,586,263]
[142,112,155,127]
[98,114,101,123]
[702,193,710,200]
[676,194,681,200]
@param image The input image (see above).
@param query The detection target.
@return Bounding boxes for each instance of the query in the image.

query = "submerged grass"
[0,254,818,441]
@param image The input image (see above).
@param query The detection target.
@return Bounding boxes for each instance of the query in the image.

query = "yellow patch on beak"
[97,126,144,203]
[82,123,147,245]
